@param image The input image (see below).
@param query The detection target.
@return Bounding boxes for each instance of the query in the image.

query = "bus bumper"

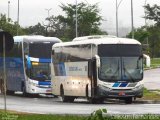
[27,86,52,94]
[97,85,143,98]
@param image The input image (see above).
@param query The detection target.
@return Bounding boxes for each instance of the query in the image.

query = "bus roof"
[14,35,62,43]
[52,35,141,49]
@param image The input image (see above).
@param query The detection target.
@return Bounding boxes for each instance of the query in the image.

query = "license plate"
[118,91,125,96]
[46,90,51,93]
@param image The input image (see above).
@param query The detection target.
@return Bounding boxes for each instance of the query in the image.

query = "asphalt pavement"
[143,68,160,90]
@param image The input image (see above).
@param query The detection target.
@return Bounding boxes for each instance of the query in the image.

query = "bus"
[0,35,61,96]
[51,35,144,104]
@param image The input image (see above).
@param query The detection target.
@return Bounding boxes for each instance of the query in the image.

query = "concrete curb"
[134,100,160,104]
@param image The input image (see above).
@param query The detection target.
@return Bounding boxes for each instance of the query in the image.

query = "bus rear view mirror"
[143,54,150,67]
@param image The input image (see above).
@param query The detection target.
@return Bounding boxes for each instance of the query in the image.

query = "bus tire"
[6,90,14,95]
[98,98,104,104]
[89,98,104,104]
[89,98,97,104]
[68,97,75,103]
[22,86,30,97]
[124,97,133,104]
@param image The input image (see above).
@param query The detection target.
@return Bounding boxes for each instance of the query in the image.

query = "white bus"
[51,35,143,104]
[0,35,61,96]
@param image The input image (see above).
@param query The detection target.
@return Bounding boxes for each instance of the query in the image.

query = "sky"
[0,0,160,36]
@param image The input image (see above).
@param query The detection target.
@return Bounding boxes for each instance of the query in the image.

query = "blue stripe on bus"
[39,58,51,63]
[27,56,32,69]
[112,82,120,87]
[38,81,51,85]
[119,83,128,87]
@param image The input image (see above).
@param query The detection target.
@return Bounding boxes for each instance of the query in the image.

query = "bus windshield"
[30,62,51,81]
[29,42,57,58]
[98,57,143,82]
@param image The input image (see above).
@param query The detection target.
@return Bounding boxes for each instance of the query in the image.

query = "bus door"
[88,58,97,97]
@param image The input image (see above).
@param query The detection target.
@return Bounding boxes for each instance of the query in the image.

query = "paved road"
[143,68,160,90]
[0,94,160,115]
[0,68,160,115]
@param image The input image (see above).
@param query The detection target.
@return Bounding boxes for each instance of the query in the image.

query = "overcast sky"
[0,0,160,36]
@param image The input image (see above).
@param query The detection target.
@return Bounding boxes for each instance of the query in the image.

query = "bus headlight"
[99,84,112,91]
[30,82,37,87]
[132,84,143,91]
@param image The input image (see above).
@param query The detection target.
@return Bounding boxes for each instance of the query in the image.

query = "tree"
[147,25,160,57]
[144,4,160,26]
[143,4,160,57]
[127,26,150,55]
[0,14,26,36]
[24,23,46,36]
[127,26,149,43]
[44,16,67,38]
[58,2,107,40]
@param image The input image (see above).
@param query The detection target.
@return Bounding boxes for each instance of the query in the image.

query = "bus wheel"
[98,98,104,104]
[124,97,133,104]
[89,98,97,104]
[22,86,30,97]
[6,90,14,95]
[68,97,75,103]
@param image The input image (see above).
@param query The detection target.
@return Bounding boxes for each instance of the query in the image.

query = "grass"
[150,58,160,68]
[1,109,160,120]
[139,88,160,101]
[0,111,87,120]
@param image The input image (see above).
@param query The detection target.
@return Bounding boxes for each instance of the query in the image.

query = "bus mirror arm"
[95,55,100,68]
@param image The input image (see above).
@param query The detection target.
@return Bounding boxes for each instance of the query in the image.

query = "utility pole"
[45,8,52,18]
[131,0,134,39]
[116,0,123,37]
[3,34,7,113]
[45,8,52,36]
[75,0,78,37]
[144,0,148,44]
[17,0,19,35]
[8,1,10,20]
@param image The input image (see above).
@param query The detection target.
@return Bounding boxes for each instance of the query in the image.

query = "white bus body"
[51,35,143,103]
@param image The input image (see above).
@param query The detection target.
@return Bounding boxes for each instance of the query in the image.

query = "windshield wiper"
[122,61,135,82]
[110,60,120,79]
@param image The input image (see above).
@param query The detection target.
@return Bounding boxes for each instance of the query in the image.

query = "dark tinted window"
[98,44,142,57]
[4,42,22,57]
[29,42,57,58]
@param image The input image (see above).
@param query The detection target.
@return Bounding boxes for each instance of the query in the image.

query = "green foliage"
[127,4,160,58]
[0,2,107,41]
[0,111,18,120]
[17,114,86,120]
[147,25,160,58]
[0,14,26,36]
[1,110,160,120]
[23,2,107,41]
[143,87,160,100]
[24,23,46,36]
[127,26,149,43]
[127,25,160,57]
[149,58,160,68]
[58,2,107,40]
[87,109,108,120]
[144,4,160,26]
